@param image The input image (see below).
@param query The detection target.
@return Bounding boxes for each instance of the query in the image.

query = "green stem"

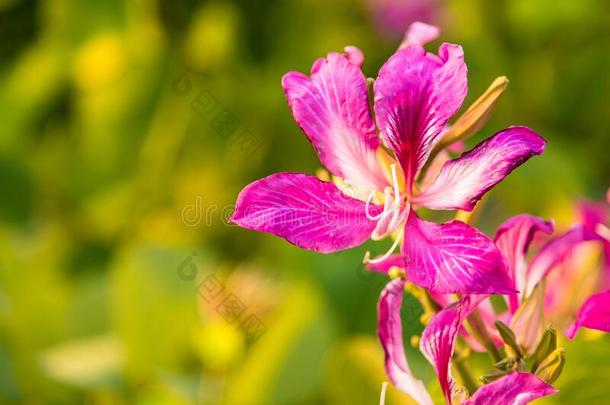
[466,310,503,363]
[453,356,479,395]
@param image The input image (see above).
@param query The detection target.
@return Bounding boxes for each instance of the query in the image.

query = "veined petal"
[403,211,514,294]
[463,372,557,405]
[231,173,381,253]
[420,296,479,404]
[374,43,467,190]
[413,127,546,211]
[526,225,603,297]
[282,51,387,191]
[566,290,610,339]
[494,214,554,312]
[378,279,434,405]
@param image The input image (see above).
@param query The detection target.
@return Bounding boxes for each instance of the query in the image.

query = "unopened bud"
[494,357,516,371]
[534,348,566,384]
[531,326,557,372]
[495,320,523,357]
[480,369,508,384]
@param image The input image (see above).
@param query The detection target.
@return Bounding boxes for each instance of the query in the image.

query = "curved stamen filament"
[365,228,404,264]
[365,189,391,220]
[379,382,388,405]
[366,163,403,223]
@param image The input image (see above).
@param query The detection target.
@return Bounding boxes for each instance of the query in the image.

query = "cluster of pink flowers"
[231,22,610,404]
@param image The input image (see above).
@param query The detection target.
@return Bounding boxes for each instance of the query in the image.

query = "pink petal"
[578,199,609,231]
[577,200,610,288]
[366,254,405,274]
[378,279,434,405]
[343,46,364,67]
[374,43,467,190]
[566,290,610,339]
[402,211,515,294]
[282,52,387,191]
[420,296,480,404]
[231,173,381,253]
[494,214,554,312]
[463,372,557,405]
[400,22,441,48]
[526,225,603,297]
[413,127,546,211]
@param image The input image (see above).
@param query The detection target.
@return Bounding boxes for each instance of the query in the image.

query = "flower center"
[364,163,410,264]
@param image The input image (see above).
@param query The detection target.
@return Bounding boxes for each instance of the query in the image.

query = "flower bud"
[534,348,566,384]
[531,326,557,372]
[495,320,524,357]
[480,369,508,384]
[494,357,516,371]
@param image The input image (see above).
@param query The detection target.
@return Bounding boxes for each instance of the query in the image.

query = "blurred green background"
[0,0,609,403]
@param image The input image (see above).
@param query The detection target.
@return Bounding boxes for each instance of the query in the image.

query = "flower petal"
[413,127,546,211]
[494,214,554,312]
[399,22,441,48]
[231,173,381,253]
[366,254,405,274]
[526,225,603,297]
[578,199,609,231]
[566,290,610,339]
[374,43,467,190]
[420,296,480,404]
[282,51,387,191]
[463,372,557,405]
[402,211,514,294]
[378,279,434,405]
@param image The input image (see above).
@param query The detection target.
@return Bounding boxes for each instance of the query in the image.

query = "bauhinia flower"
[471,213,604,351]
[550,191,610,338]
[377,278,558,404]
[231,22,545,295]
[565,290,610,339]
[377,213,607,403]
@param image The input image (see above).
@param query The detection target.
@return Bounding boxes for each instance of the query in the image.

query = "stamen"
[379,382,388,405]
[366,189,391,220]
[365,229,404,264]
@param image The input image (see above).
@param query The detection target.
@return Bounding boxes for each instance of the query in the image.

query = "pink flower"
[480,214,603,349]
[377,279,557,404]
[232,23,545,295]
[566,290,610,339]
[556,193,610,338]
